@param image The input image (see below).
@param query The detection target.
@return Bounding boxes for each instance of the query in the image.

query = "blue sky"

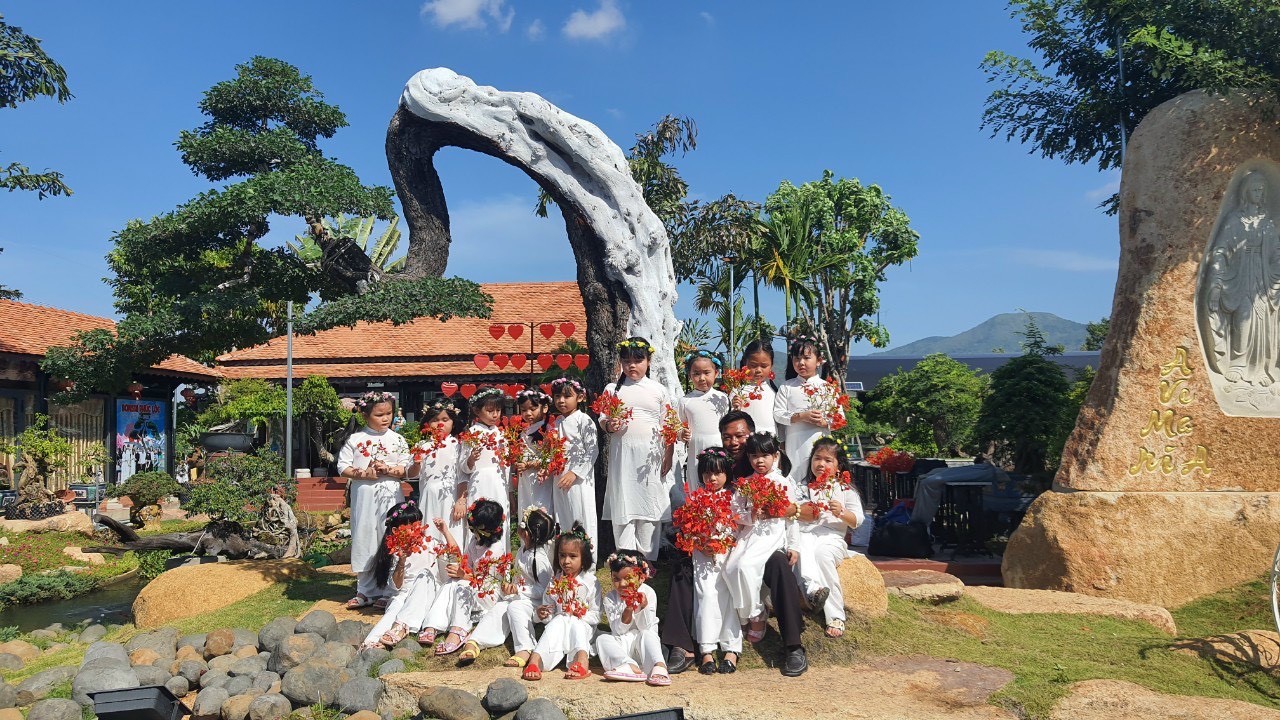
[0,1,1120,354]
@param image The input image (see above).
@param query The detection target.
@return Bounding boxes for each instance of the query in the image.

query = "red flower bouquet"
[459,428,501,458]
[471,551,521,599]
[615,569,649,612]
[411,426,450,463]
[807,468,852,516]
[722,367,768,401]
[865,447,915,476]
[497,415,529,470]
[802,377,852,431]
[673,486,738,555]
[385,522,428,557]
[659,404,686,446]
[737,474,793,519]
[547,574,590,618]
[590,392,632,428]
[532,420,568,480]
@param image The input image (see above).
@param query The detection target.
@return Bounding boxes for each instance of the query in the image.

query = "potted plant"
[109,471,181,528]
[0,414,74,519]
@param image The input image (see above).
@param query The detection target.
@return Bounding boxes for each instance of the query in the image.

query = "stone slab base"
[1002,490,1280,608]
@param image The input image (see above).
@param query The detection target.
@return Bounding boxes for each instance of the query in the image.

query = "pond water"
[0,576,146,632]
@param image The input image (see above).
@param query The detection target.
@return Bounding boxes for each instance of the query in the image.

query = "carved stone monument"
[1002,90,1280,608]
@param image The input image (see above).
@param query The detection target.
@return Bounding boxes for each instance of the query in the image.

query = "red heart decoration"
[489,325,506,340]
[509,383,525,396]
[507,324,525,340]
[460,384,477,399]
[540,383,554,396]
[559,322,576,338]
[441,382,458,397]
[556,354,573,370]
[574,354,590,371]
[511,354,527,370]
[473,354,490,370]
[539,323,557,339]
[498,384,512,398]
[493,353,510,369]
[537,354,554,371]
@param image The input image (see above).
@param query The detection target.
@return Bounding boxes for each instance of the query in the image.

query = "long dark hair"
[516,390,551,444]
[520,506,557,582]
[615,336,654,388]
[467,499,506,547]
[553,521,595,573]
[374,502,423,588]
[739,339,779,391]
[804,436,863,506]
[741,431,791,477]
[784,334,828,381]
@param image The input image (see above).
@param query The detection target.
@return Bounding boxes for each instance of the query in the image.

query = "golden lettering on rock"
[1128,346,1212,478]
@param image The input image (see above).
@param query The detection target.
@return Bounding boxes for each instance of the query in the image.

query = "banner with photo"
[115,399,167,483]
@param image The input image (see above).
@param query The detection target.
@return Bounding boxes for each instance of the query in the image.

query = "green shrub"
[186,448,295,525]
[0,571,97,609]
[137,550,173,580]
[109,471,181,507]
[0,626,19,642]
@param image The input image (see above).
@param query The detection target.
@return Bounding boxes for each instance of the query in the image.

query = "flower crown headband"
[355,390,396,411]
[518,504,544,530]
[515,389,550,405]
[789,333,822,354]
[550,377,585,394]
[683,350,723,369]
[606,552,653,578]
[385,501,417,525]
[617,339,654,355]
[697,447,730,461]
[558,523,593,554]
[466,499,505,538]
[426,398,459,416]
[470,386,506,404]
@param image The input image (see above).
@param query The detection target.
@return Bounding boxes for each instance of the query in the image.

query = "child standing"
[723,433,800,643]
[679,351,730,492]
[602,337,674,561]
[501,507,558,668]
[797,438,864,639]
[458,387,510,550]
[421,499,508,653]
[731,340,778,436]
[514,389,554,515]
[550,377,599,546]
[337,391,411,609]
[408,399,466,570]
[773,335,839,484]
[521,523,601,681]
[361,503,438,648]
[597,550,671,686]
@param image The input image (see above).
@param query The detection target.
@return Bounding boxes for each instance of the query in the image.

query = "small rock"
[165,675,190,697]
[127,627,179,659]
[77,625,107,644]
[375,658,404,676]
[15,666,77,705]
[311,641,355,668]
[230,628,258,651]
[61,547,105,565]
[882,570,965,604]
[358,645,391,665]
[28,629,57,642]
[43,623,62,633]
[0,683,15,709]
[393,636,419,653]
[133,664,170,687]
[246,693,291,720]
[0,708,18,720]
[71,665,139,706]
[250,671,279,692]
[172,658,208,683]
[176,645,204,662]
[0,641,38,662]
[515,697,567,720]
[130,648,161,666]
[345,712,380,720]
[232,645,258,659]
[266,632,323,674]
[81,641,128,667]
[0,654,22,671]
[220,692,257,720]
[294,610,337,640]
[483,678,528,715]
[204,629,235,659]
[224,675,252,697]
[209,654,237,672]
[337,676,382,713]
[43,643,67,654]
[26,698,82,720]
[256,618,295,654]
[0,565,20,584]
[179,633,207,653]
[281,662,351,707]
[200,670,230,690]
[192,686,230,720]
[328,620,369,647]
[418,687,488,720]
[229,657,266,677]
[390,646,417,662]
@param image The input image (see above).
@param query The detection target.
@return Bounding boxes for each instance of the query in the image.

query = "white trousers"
[506,596,542,653]
[355,569,385,599]
[613,520,661,560]
[362,573,439,644]
[467,599,513,650]
[595,627,663,674]
[553,479,597,550]
[723,530,782,622]
[693,551,742,653]
[797,531,848,623]
[424,580,480,633]
[532,615,594,671]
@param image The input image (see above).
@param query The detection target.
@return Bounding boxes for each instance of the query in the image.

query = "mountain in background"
[867,312,1089,356]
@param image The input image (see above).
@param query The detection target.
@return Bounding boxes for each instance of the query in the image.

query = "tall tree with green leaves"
[1,13,72,199]
[865,354,989,457]
[290,214,406,272]
[44,57,491,396]
[1082,316,1110,350]
[982,0,1280,212]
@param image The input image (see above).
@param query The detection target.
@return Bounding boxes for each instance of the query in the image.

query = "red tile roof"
[217,281,589,381]
[0,299,221,381]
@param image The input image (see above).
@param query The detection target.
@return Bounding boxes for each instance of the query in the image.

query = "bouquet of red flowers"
[737,474,793,519]
[659,404,686,446]
[385,522,428,557]
[531,420,568,480]
[722,367,772,401]
[590,392,632,428]
[459,427,502,458]
[411,426,450,463]
[807,468,852,516]
[865,447,915,476]
[615,569,649,612]
[547,573,590,618]
[471,551,522,599]
[802,377,851,431]
[497,415,529,469]
[673,486,739,555]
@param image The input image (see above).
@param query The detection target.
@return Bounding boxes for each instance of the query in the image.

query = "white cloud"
[563,0,626,40]
[526,18,545,40]
[699,11,715,26]
[1011,249,1117,273]
[1085,171,1120,202]
[604,107,624,120]
[421,0,514,32]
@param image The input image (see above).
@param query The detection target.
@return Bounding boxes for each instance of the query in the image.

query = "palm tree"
[290,215,405,273]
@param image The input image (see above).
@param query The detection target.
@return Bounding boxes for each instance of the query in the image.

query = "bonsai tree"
[81,441,110,482]
[108,470,180,528]
[185,448,294,526]
[0,415,73,497]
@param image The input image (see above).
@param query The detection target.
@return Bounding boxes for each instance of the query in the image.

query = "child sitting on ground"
[521,522,601,681]
[596,549,671,686]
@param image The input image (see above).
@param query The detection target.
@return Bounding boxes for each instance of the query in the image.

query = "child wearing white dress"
[361,503,438,649]
[597,550,671,686]
[723,433,800,643]
[408,399,466,577]
[679,351,730,492]
[514,389,554,515]
[602,337,674,561]
[521,523,601,681]
[337,391,411,609]
[549,377,599,547]
[730,339,778,436]
[773,335,841,484]
[797,437,865,639]
[421,499,508,654]
[458,387,510,551]
[496,507,557,668]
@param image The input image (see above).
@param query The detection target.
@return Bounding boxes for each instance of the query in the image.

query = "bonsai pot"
[198,431,254,453]
[89,685,187,720]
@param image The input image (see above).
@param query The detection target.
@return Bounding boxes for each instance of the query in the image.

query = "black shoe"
[666,647,693,674]
[780,646,808,677]
[806,587,830,612]
[717,655,737,674]
[698,660,717,675]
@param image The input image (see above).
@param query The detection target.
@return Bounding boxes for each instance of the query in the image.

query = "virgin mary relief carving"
[1198,160,1280,415]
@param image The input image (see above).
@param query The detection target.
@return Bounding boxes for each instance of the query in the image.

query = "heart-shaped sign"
[507,324,525,340]
[556,354,573,370]
[460,384,477,399]
[493,353,510,369]
[498,384,512,398]
[540,383,554,396]
[489,325,506,340]
[509,383,525,396]
[539,323,557,339]
[559,322,576,337]
[537,354,554,371]
[473,354,490,370]
[574,354,590,371]
[511,354,527,370]
[441,382,458,397]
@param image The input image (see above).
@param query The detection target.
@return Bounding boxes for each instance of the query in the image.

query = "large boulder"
[337,676,383,714]
[280,662,351,707]
[837,555,888,619]
[965,585,1176,634]
[71,665,139,706]
[0,512,93,535]
[266,632,324,674]
[1051,678,1280,719]
[256,618,295,653]
[15,667,77,705]
[132,560,314,629]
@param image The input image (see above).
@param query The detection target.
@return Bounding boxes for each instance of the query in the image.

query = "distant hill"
[868,312,1089,356]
